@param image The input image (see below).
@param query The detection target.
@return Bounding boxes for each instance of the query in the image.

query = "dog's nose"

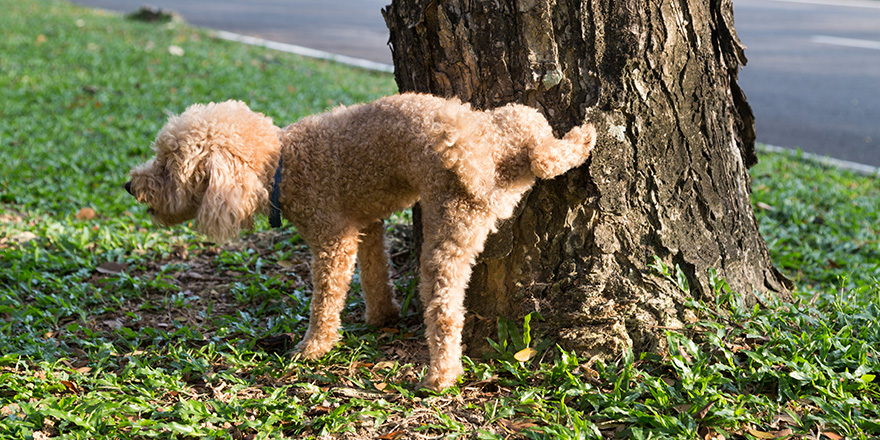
[124,181,133,195]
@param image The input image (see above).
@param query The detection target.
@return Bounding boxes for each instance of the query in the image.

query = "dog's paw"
[365,300,400,328]
[294,337,334,360]
[420,363,465,392]
[420,373,459,392]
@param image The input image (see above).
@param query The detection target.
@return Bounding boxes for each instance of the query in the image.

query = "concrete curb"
[758,144,880,177]
[213,30,394,73]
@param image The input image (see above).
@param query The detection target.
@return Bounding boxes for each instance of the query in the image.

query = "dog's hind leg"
[417,203,496,391]
[357,220,400,327]
[528,122,596,179]
[296,227,361,359]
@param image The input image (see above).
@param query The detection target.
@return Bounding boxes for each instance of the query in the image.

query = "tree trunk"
[382,0,792,359]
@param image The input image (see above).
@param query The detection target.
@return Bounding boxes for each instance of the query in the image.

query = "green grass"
[1,0,879,438]
[752,152,880,290]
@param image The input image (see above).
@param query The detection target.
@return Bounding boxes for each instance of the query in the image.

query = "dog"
[125,93,595,390]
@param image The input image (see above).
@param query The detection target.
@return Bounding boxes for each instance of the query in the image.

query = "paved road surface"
[70,0,880,167]
[71,0,393,65]
[735,0,880,167]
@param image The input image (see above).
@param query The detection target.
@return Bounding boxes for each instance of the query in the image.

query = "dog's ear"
[195,150,267,242]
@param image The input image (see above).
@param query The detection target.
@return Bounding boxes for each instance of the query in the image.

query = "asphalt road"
[735,0,880,167]
[70,0,393,65]
[70,0,880,167]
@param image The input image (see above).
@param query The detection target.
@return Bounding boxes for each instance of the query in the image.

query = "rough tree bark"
[382,0,792,358]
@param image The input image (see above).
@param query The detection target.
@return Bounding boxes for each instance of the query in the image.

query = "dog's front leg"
[296,231,361,359]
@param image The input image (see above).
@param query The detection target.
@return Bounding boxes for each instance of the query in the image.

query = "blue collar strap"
[269,157,283,228]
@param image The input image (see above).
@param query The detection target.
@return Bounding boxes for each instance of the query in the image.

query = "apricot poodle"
[125,93,596,390]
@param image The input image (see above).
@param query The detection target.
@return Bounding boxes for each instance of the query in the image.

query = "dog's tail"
[528,122,596,180]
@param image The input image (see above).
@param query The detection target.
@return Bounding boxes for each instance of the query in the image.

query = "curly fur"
[127,100,281,241]
[126,93,596,391]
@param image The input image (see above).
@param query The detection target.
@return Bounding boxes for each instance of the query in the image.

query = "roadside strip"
[759,144,880,177]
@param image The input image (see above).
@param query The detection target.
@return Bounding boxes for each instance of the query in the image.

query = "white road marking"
[213,30,394,73]
[768,0,880,9]
[810,35,880,51]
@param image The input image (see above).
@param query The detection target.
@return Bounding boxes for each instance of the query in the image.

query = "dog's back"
[279,93,593,224]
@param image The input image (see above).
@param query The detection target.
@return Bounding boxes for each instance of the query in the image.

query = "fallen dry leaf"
[305,406,332,417]
[678,344,693,363]
[695,401,715,420]
[771,428,793,438]
[0,404,21,417]
[9,231,37,244]
[376,430,405,440]
[500,419,539,433]
[60,380,79,394]
[699,426,726,440]
[372,361,396,370]
[75,207,96,220]
[514,347,538,362]
[103,318,123,330]
[770,413,798,428]
[96,261,127,274]
[746,428,776,439]
[673,403,691,414]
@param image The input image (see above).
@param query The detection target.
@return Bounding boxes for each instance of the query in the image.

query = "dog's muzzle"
[124,181,133,195]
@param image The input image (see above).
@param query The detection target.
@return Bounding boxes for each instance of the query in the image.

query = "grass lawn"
[1,0,879,438]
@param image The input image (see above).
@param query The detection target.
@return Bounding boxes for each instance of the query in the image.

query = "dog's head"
[125,100,281,241]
